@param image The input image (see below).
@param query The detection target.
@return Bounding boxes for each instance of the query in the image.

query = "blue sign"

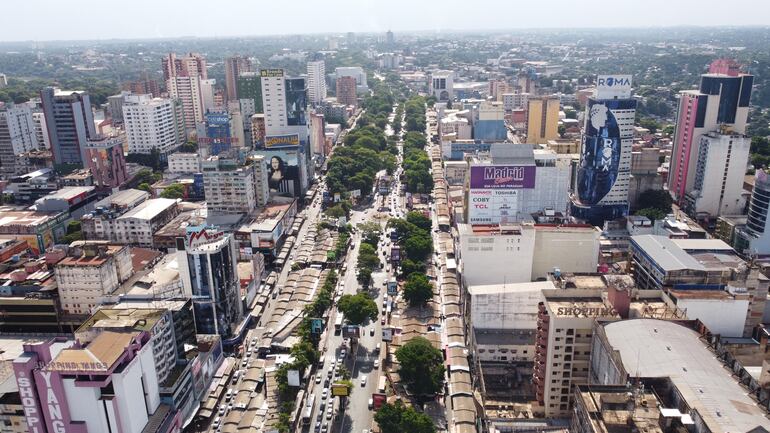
[310,318,324,335]
[387,281,398,295]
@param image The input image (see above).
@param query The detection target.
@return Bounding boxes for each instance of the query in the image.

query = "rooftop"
[117,198,177,221]
[603,319,770,433]
[50,331,140,372]
[76,308,166,334]
[93,189,149,209]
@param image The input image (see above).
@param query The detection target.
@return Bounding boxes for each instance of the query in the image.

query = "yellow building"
[526,96,560,144]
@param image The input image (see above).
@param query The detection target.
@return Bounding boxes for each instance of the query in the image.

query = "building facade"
[202,155,269,214]
[526,96,560,145]
[224,55,253,102]
[84,134,128,189]
[40,87,97,167]
[335,76,357,108]
[114,198,180,247]
[306,60,327,105]
[123,94,185,157]
[0,103,39,176]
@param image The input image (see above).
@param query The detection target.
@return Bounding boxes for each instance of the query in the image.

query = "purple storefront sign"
[469,165,536,189]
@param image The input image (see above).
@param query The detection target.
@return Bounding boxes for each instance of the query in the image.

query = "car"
[375,343,381,353]
[326,369,333,378]
[319,401,325,412]
[381,316,386,325]
[316,373,322,384]
[212,417,221,429]
[314,421,321,432]
[321,388,328,400]
[360,376,367,387]
[326,409,333,420]
[241,359,248,368]
[227,403,233,412]
[368,398,374,409]
[321,425,328,433]
[374,359,380,368]
[340,349,347,359]
[218,404,226,415]
[370,328,375,336]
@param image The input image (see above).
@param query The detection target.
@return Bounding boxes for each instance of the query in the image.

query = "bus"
[334,313,344,334]
[378,375,387,393]
[302,394,315,426]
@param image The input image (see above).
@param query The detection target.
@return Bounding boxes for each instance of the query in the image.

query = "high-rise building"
[164,53,207,131]
[335,75,357,107]
[474,101,507,141]
[306,60,327,105]
[40,87,97,167]
[526,96,560,144]
[177,225,243,338]
[669,59,753,207]
[310,112,326,157]
[84,134,128,189]
[123,94,185,157]
[386,30,394,45]
[430,70,454,101]
[198,111,238,156]
[260,69,308,138]
[202,155,268,214]
[0,74,7,88]
[224,55,253,102]
[237,72,263,114]
[32,111,50,149]
[570,75,637,226]
[122,72,160,97]
[736,169,770,256]
[335,67,368,92]
[251,113,266,147]
[0,102,39,176]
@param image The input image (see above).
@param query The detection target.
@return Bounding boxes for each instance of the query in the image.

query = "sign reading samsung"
[469,165,535,189]
[596,74,632,99]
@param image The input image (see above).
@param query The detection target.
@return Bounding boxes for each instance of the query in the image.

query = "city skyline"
[2,0,770,42]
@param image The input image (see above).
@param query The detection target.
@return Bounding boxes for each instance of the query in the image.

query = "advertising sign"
[381,327,393,342]
[467,189,520,225]
[265,134,300,148]
[469,165,536,189]
[596,74,632,99]
[186,225,225,250]
[342,325,360,339]
[349,189,361,198]
[576,99,636,205]
[331,383,350,397]
[260,68,284,78]
[287,370,301,387]
[310,318,324,335]
[334,193,341,203]
[372,393,387,409]
[206,113,230,125]
[253,149,303,197]
[387,280,398,295]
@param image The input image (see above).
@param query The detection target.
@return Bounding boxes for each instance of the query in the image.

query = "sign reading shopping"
[469,165,536,189]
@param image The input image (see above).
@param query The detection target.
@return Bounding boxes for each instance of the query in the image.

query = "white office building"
[307,60,327,105]
[114,198,180,247]
[430,70,454,101]
[167,75,204,131]
[202,155,269,214]
[168,152,201,174]
[123,95,185,156]
[0,103,39,175]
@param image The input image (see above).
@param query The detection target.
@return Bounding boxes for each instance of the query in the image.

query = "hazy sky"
[3,0,770,41]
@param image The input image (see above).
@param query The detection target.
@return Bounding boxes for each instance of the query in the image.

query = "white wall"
[675,297,748,337]
[532,227,600,279]
[113,349,152,433]
[63,377,110,432]
[459,225,535,286]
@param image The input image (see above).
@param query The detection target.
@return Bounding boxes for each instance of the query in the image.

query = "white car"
[321,388,328,400]
[316,373,322,384]
[374,359,379,369]
[360,376,367,387]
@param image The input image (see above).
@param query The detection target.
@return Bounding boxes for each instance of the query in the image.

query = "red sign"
[372,393,386,409]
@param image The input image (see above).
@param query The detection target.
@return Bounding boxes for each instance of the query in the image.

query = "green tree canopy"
[160,183,185,199]
[404,233,432,262]
[403,273,433,307]
[400,258,426,278]
[394,336,445,395]
[406,211,432,232]
[374,401,436,433]
[636,189,673,214]
[337,293,378,325]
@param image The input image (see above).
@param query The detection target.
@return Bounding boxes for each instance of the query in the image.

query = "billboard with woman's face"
[254,149,303,197]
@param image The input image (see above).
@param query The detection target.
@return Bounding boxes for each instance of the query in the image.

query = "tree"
[406,211,432,231]
[325,204,346,219]
[399,258,426,278]
[635,207,666,222]
[636,189,673,214]
[138,182,152,193]
[357,267,372,287]
[403,273,433,307]
[404,233,432,262]
[66,221,82,234]
[160,183,185,199]
[337,293,378,325]
[394,337,445,395]
[358,221,382,247]
[357,243,381,270]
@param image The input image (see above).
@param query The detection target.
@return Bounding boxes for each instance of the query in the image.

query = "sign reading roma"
[469,165,536,189]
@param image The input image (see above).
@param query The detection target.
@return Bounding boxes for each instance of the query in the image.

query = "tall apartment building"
[32,111,50,149]
[224,55,253,101]
[335,66,368,92]
[335,76,357,107]
[260,69,308,138]
[40,87,97,167]
[178,226,243,338]
[202,155,268,214]
[237,72,263,114]
[430,70,454,101]
[54,241,133,315]
[628,147,663,210]
[307,60,327,105]
[122,72,160,97]
[570,75,637,226]
[0,103,39,176]
[526,96,560,145]
[114,198,180,247]
[164,53,207,131]
[736,169,770,255]
[123,94,185,157]
[670,59,753,207]
[685,130,750,216]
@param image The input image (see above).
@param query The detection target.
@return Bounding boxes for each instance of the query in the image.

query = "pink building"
[85,135,128,189]
[669,59,753,205]
[13,331,180,433]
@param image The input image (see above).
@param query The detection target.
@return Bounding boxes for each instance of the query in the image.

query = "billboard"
[467,189,520,225]
[381,327,393,342]
[372,393,387,410]
[342,325,360,339]
[260,69,284,78]
[596,75,632,99]
[387,280,398,295]
[331,383,349,397]
[469,165,535,189]
[253,149,304,197]
[265,134,300,148]
[287,369,301,387]
[186,225,225,250]
[576,99,636,206]
[310,318,324,335]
